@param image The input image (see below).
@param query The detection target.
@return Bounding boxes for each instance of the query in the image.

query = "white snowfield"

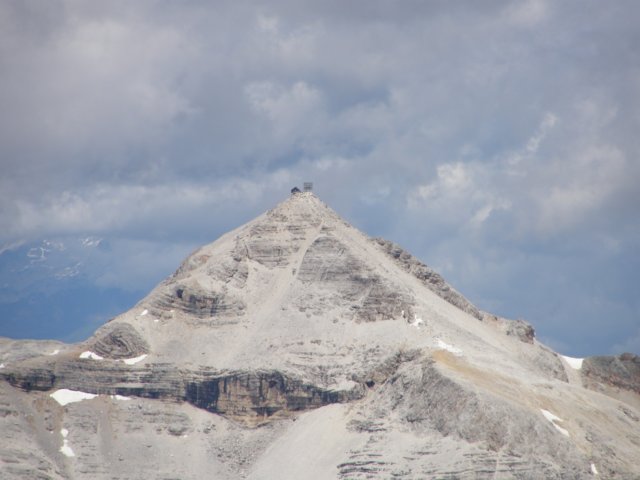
[50,389,132,406]
[78,351,147,365]
[110,395,131,401]
[122,354,147,365]
[49,349,60,356]
[79,351,103,360]
[591,463,599,475]
[540,409,570,437]
[50,389,97,406]
[561,355,584,370]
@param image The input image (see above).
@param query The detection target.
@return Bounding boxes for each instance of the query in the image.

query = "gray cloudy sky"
[1,0,639,356]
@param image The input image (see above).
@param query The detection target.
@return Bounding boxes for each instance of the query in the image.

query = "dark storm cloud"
[1,0,639,355]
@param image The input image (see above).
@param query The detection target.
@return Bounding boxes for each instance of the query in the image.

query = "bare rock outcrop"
[582,353,640,395]
[151,283,246,320]
[297,234,415,322]
[91,323,149,359]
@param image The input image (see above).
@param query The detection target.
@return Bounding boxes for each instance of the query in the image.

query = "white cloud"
[408,160,511,232]
[0,8,197,162]
[533,144,627,235]
[503,0,549,27]
[410,162,473,204]
[470,199,511,227]
[245,81,323,130]
[7,175,291,239]
[254,12,320,64]
[506,113,557,167]
[257,14,279,34]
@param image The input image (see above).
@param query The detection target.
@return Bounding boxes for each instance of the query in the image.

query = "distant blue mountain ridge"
[0,237,143,342]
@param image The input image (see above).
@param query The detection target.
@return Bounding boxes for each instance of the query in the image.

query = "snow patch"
[0,363,5,369]
[540,409,570,437]
[110,395,131,401]
[50,389,98,406]
[410,315,424,328]
[540,409,562,423]
[49,349,60,356]
[81,237,102,248]
[59,428,75,457]
[436,339,463,356]
[154,319,159,323]
[122,354,147,365]
[561,355,584,370]
[552,423,570,437]
[591,463,599,475]
[79,351,103,360]
[330,379,358,391]
[140,309,148,316]
[60,441,75,457]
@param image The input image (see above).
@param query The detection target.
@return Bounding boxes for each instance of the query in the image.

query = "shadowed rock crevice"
[186,371,360,425]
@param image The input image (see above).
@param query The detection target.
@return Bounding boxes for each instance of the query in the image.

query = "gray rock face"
[297,235,415,322]
[583,353,640,395]
[483,312,537,344]
[91,323,149,359]
[153,283,247,319]
[1,192,639,479]
[2,358,357,427]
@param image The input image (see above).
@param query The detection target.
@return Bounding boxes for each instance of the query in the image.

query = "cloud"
[505,112,557,167]
[0,4,196,155]
[1,0,639,355]
[503,0,549,27]
[4,173,296,241]
[245,80,325,142]
[534,144,627,234]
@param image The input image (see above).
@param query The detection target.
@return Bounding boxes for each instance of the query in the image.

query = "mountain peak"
[2,194,640,479]
[265,190,345,228]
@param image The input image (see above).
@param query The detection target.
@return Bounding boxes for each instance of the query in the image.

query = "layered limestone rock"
[1,192,639,479]
[91,323,149,359]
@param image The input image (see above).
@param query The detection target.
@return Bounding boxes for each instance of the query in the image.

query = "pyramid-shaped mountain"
[1,192,639,479]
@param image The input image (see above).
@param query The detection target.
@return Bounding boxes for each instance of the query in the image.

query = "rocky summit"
[1,192,639,479]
